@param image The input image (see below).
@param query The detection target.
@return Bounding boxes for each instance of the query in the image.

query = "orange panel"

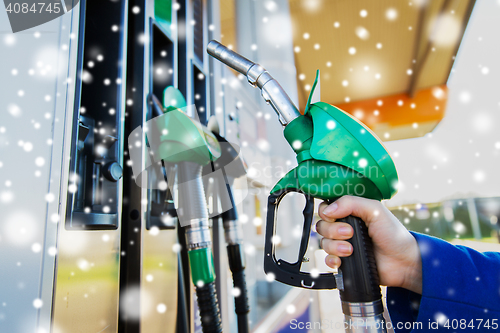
[335,85,448,131]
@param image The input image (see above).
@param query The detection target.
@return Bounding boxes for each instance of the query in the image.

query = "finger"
[321,238,353,257]
[325,254,341,269]
[316,220,353,240]
[318,202,336,222]
[319,195,385,226]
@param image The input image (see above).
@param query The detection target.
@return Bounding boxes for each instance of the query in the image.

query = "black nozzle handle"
[264,188,337,289]
[195,282,223,333]
[338,215,382,303]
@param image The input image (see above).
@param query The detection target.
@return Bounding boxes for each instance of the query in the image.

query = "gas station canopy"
[290,0,476,141]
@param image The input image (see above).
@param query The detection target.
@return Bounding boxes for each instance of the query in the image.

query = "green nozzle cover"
[308,102,398,199]
[163,86,187,112]
[275,71,398,200]
[152,86,221,165]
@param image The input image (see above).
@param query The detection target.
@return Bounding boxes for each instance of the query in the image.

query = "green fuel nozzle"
[208,41,399,333]
[151,87,223,333]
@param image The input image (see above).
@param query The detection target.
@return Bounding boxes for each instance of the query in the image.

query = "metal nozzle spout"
[207,40,301,125]
[207,41,255,77]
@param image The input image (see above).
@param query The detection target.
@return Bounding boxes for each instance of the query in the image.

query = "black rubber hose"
[237,314,249,333]
[195,282,223,333]
[227,244,249,333]
[176,253,189,333]
[232,270,250,333]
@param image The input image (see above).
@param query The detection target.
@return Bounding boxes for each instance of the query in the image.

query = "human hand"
[316,195,423,294]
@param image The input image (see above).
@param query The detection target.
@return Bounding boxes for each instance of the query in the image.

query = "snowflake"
[386,8,398,21]
[156,303,167,313]
[355,26,369,40]
[4,34,16,46]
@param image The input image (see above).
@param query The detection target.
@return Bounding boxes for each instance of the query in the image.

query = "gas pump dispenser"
[208,41,399,333]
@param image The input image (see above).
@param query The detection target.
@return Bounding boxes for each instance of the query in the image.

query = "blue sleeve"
[386,232,500,332]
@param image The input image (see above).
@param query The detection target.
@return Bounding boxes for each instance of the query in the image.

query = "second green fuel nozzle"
[150,87,223,333]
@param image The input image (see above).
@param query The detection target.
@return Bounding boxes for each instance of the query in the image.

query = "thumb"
[318,195,384,226]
